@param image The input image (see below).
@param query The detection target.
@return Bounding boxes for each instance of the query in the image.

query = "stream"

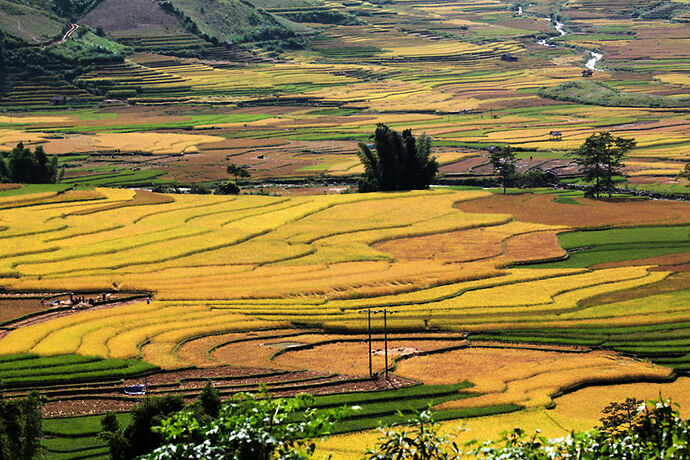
[535,16,603,71]
[586,51,603,70]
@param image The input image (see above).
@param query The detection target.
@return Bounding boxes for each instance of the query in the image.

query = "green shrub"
[470,398,690,459]
[214,180,240,195]
[538,80,690,108]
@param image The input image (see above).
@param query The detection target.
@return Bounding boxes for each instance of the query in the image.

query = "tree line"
[489,131,635,198]
[355,125,636,198]
[102,386,688,459]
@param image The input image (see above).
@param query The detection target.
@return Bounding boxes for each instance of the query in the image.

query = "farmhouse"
[51,95,67,105]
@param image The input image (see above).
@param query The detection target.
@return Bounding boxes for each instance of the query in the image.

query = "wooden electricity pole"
[383,309,389,381]
[360,308,395,381]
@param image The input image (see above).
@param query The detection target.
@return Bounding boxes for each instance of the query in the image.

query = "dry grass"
[374,221,564,263]
[318,408,594,460]
[500,230,565,264]
[176,329,307,368]
[0,190,107,210]
[92,132,225,154]
[0,298,50,323]
[67,190,174,215]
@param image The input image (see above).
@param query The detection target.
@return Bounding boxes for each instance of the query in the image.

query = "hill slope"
[81,0,188,37]
[0,0,65,43]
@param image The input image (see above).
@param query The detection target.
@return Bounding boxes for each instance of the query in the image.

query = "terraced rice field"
[0,186,689,440]
[2,0,690,451]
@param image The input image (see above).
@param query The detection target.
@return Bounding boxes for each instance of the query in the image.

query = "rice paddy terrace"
[1,0,689,193]
[1,0,690,456]
[1,186,690,457]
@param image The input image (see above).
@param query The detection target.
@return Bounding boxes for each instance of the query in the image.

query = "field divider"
[0,225,68,240]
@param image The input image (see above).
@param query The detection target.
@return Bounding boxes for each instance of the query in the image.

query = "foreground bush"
[470,398,689,459]
[363,399,689,459]
[364,408,460,460]
[141,390,347,460]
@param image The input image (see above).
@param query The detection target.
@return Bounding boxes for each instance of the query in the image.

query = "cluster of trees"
[52,0,101,19]
[357,123,438,192]
[0,142,60,184]
[572,131,635,198]
[99,382,218,459]
[489,131,636,198]
[282,10,363,25]
[0,31,5,95]
[0,391,43,460]
[100,383,346,460]
[354,126,634,197]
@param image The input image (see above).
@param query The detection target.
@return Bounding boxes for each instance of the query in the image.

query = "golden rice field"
[1,188,688,395]
[3,155,690,459]
[3,0,690,451]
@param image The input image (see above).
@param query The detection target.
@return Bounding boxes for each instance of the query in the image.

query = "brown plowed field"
[456,193,690,227]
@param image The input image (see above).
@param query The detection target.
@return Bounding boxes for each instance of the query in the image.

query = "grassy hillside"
[0,0,65,43]
[164,0,297,43]
[0,0,305,50]
[81,0,189,37]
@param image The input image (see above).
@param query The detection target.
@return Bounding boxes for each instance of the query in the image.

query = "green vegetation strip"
[0,354,158,388]
[306,382,505,433]
[522,225,690,269]
[40,383,516,446]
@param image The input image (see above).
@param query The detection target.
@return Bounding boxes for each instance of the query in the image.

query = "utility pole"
[359,308,395,380]
[383,309,389,381]
[368,309,372,379]
[359,308,374,379]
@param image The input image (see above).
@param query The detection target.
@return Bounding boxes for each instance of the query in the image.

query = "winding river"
[535,16,603,71]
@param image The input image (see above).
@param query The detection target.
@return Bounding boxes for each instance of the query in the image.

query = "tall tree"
[357,124,438,192]
[489,145,517,194]
[0,391,43,460]
[5,143,58,184]
[570,132,636,199]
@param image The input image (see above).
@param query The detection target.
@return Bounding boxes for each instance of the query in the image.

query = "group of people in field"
[40,292,111,309]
